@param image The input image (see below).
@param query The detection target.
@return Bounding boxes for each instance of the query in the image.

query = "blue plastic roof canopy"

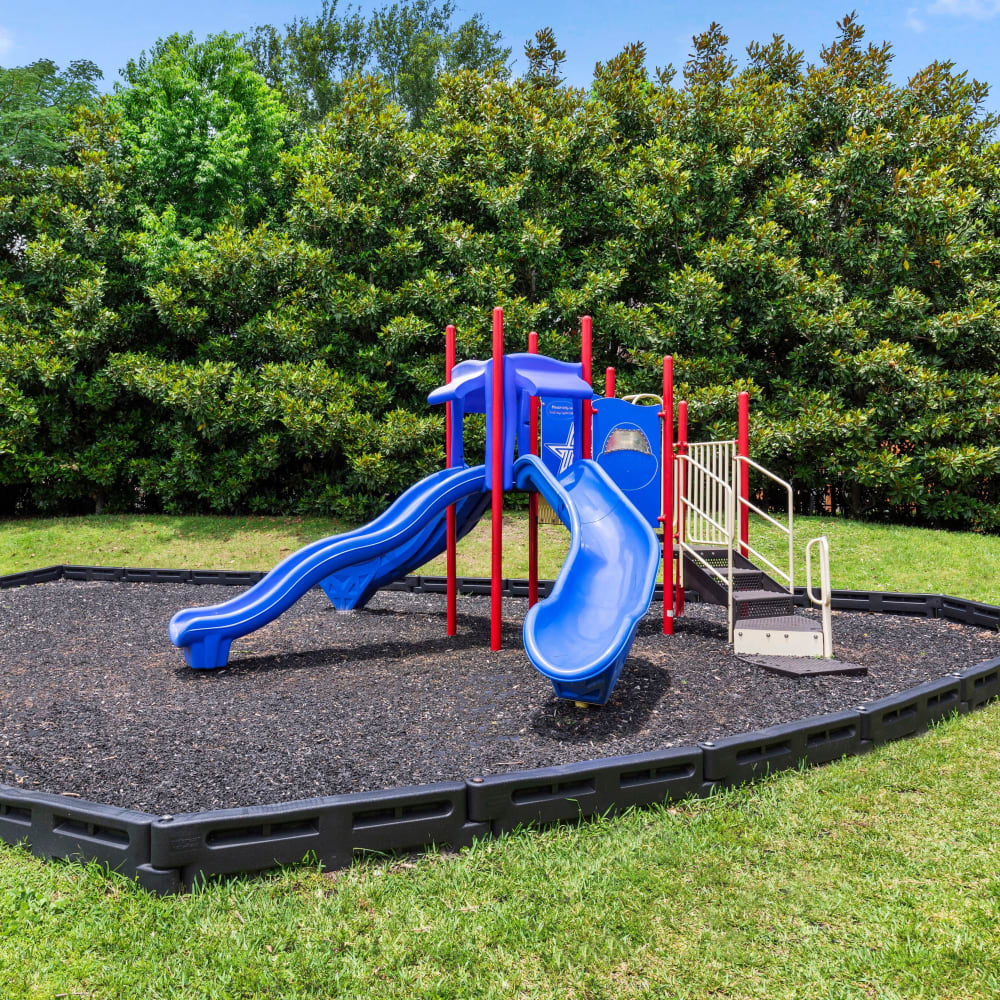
[429,352,592,489]
[427,359,488,470]
[592,397,663,533]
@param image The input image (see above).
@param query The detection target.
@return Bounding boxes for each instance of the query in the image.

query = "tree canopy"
[0,58,102,166]
[2,15,1000,531]
[112,33,296,232]
[244,0,510,124]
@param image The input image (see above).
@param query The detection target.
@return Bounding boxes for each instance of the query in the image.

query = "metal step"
[733,615,824,657]
[719,567,766,591]
[680,547,790,609]
[738,654,867,677]
[686,546,753,569]
[732,590,795,619]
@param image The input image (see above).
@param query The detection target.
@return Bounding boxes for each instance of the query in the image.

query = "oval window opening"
[602,426,653,456]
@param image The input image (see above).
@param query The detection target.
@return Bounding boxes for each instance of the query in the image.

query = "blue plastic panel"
[592,397,662,532]
[539,397,580,476]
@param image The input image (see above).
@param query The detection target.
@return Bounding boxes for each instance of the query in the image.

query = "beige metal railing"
[805,535,834,658]
[684,440,736,544]
[676,452,736,640]
[734,455,794,595]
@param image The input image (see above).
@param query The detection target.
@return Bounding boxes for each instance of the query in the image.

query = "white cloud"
[928,0,1000,18]
[0,27,12,58]
[906,6,926,30]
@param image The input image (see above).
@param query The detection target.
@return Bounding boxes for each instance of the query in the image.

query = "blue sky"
[2,0,999,103]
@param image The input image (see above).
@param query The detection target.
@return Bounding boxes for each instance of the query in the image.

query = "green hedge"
[2,18,999,526]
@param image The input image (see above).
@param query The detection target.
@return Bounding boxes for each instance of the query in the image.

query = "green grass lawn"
[1,709,998,999]
[5,509,1000,602]
[2,512,1000,997]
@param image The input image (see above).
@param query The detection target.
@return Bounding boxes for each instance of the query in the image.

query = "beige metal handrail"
[674,442,803,646]
[684,440,736,545]
[805,536,834,658]
[734,455,794,594]
[676,452,736,641]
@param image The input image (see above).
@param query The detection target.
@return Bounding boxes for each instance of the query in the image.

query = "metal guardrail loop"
[805,535,834,658]
[622,393,663,406]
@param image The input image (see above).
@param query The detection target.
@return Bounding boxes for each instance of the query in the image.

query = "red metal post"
[490,307,504,651]
[528,330,539,608]
[581,315,593,459]
[445,325,457,636]
[677,399,688,617]
[605,366,615,398]
[661,356,674,635]
[738,390,750,558]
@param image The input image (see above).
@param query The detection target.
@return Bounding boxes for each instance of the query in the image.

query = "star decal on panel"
[546,423,576,474]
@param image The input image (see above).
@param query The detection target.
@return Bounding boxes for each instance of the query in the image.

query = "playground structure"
[170,308,845,703]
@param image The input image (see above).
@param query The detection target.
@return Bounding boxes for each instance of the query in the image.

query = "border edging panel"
[1,566,999,893]
[0,786,155,878]
[700,710,862,785]
[149,782,486,886]
[465,746,706,833]
[858,675,963,744]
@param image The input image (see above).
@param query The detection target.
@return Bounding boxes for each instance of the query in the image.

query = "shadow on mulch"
[530,658,673,743]
[178,633,489,679]
[172,609,522,679]
[635,611,726,641]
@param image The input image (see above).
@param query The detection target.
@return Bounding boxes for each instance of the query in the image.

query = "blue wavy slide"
[514,455,660,705]
[169,464,488,669]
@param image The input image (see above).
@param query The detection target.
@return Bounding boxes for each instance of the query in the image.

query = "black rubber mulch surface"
[2,580,997,814]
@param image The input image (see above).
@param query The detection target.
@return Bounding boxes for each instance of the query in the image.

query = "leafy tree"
[244,0,510,125]
[0,58,102,166]
[523,27,566,89]
[243,1,367,121]
[111,33,295,231]
[3,15,1000,533]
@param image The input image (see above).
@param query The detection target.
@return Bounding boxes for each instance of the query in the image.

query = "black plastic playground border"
[1,564,999,894]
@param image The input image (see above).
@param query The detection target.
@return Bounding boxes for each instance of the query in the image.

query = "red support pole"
[661,356,674,635]
[581,315,593,459]
[605,366,615,398]
[738,390,750,558]
[677,399,688,617]
[528,331,539,609]
[490,307,504,651]
[445,325,457,636]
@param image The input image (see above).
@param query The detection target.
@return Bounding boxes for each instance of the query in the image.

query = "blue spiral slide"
[513,455,659,704]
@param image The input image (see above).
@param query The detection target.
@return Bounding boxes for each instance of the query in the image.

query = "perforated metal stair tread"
[732,590,795,604]
[735,615,821,632]
[738,654,868,677]
[721,568,765,584]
